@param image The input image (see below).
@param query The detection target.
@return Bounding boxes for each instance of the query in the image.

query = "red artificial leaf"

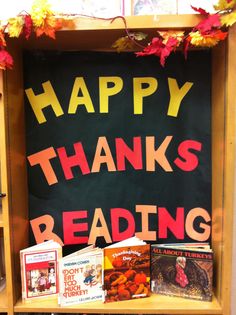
[0,50,14,70]
[23,15,33,40]
[183,37,191,59]
[136,36,179,67]
[136,37,163,57]
[195,13,221,33]
[191,6,209,15]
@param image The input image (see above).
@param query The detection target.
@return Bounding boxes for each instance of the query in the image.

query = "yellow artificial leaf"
[189,31,221,47]
[31,0,53,27]
[131,32,147,41]
[8,16,24,38]
[221,11,236,26]
[159,31,184,45]
[112,36,135,52]
[214,0,236,11]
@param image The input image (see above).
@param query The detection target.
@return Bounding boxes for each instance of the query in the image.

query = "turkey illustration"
[151,254,212,301]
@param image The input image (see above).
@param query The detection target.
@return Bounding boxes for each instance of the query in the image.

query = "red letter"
[30,215,63,245]
[158,207,184,239]
[110,208,135,242]
[57,142,90,180]
[27,147,58,185]
[174,140,202,171]
[63,211,88,245]
[116,137,143,171]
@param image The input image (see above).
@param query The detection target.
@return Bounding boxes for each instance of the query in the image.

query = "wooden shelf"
[64,14,202,30]
[0,287,8,312]
[0,211,3,227]
[14,294,222,314]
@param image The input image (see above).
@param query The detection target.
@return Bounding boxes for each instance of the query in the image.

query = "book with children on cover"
[58,245,103,306]
[151,243,213,301]
[20,240,62,302]
[103,237,150,303]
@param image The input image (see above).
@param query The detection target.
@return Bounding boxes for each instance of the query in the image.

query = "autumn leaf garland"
[0,0,73,69]
[0,0,236,70]
[113,0,236,66]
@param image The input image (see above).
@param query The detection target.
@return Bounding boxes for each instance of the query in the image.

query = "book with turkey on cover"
[103,237,150,303]
[151,243,213,301]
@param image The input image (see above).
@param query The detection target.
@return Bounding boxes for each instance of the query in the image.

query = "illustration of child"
[84,264,95,284]
[37,272,47,292]
[48,268,56,287]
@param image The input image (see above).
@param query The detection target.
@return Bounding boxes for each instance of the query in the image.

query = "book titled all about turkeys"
[151,243,213,301]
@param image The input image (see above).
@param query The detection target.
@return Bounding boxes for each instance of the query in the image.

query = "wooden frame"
[0,15,235,315]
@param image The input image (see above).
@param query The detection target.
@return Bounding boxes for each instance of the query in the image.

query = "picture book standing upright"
[151,243,213,301]
[103,237,150,302]
[59,245,103,306]
[20,240,62,302]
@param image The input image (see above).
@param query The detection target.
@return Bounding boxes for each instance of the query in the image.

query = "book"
[59,245,103,306]
[103,237,150,303]
[20,240,62,302]
[151,243,213,301]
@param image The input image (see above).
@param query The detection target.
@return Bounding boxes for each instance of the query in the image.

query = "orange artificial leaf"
[0,30,6,47]
[159,31,184,45]
[221,11,236,26]
[35,17,62,39]
[60,18,76,29]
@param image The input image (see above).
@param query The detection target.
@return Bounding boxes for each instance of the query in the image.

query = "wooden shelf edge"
[0,286,8,311]
[65,14,203,31]
[0,211,3,227]
[14,293,222,314]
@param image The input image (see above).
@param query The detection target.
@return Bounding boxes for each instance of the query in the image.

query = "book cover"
[151,244,213,301]
[103,237,150,302]
[20,240,62,302]
[59,246,103,306]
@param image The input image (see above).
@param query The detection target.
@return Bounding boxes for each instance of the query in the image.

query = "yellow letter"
[68,77,95,114]
[133,77,158,114]
[25,81,64,124]
[167,78,193,117]
[99,77,123,113]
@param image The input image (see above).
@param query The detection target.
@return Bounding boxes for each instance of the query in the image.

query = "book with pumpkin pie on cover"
[103,237,150,303]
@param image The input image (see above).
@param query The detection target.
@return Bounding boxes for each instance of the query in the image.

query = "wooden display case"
[0,15,235,315]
